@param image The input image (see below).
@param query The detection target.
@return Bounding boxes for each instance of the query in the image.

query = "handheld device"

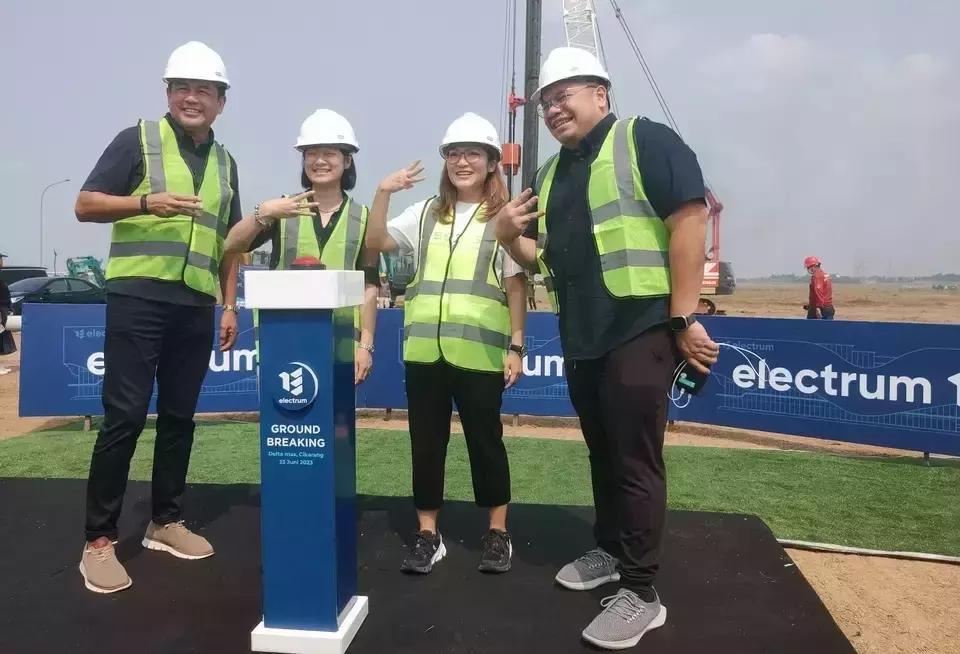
[674,363,711,396]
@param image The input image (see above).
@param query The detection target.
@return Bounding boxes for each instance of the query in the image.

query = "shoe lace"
[577,548,615,570]
[484,530,510,556]
[410,531,435,558]
[164,520,190,534]
[92,546,115,564]
[600,591,646,623]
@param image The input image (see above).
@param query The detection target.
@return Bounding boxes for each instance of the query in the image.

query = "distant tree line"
[742,273,960,284]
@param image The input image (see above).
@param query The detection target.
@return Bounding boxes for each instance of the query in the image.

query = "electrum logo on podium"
[273,361,319,410]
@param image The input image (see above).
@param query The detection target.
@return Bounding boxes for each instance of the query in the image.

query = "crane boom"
[562,0,601,57]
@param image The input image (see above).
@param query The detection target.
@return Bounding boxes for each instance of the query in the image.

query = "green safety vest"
[253,198,368,355]
[105,116,233,299]
[402,197,510,373]
[535,117,671,314]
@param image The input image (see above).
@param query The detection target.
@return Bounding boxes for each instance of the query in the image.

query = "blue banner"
[18,303,260,417]
[17,304,960,456]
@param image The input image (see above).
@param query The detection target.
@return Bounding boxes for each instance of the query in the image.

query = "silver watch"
[358,342,374,353]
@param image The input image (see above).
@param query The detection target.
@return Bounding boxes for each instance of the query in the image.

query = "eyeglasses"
[443,148,486,164]
[536,85,597,117]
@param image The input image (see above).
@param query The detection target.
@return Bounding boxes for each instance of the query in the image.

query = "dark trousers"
[84,293,214,542]
[405,360,510,511]
[807,305,835,319]
[566,325,679,596]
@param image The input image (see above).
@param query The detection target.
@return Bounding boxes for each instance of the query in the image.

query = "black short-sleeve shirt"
[81,113,243,306]
[521,113,706,361]
[248,194,379,285]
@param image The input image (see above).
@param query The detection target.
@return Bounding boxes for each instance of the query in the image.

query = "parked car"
[8,276,105,315]
[0,266,48,286]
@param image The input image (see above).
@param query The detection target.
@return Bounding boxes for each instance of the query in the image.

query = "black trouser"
[405,360,510,511]
[84,293,214,542]
[807,305,835,319]
[566,325,679,597]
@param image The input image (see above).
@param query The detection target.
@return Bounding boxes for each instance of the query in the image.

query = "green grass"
[3,422,959,556]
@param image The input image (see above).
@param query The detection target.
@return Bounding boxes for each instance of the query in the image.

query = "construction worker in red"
[804,256,835,319]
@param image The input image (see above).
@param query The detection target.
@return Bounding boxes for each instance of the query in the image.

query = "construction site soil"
[2,282,959,653]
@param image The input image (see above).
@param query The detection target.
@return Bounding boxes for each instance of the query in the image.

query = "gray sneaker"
[582,588,667,650]
[555,547,620,590]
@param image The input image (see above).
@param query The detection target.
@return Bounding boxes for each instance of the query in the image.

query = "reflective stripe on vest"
[402,198,510,373]
[105,116,233,299]
[254,197,368,354]
[535,117,671,314]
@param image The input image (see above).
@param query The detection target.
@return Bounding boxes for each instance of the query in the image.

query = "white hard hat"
[439,112,502,160]
[295,109,359,153]
[163,41,230,89]
[530,46,610,105]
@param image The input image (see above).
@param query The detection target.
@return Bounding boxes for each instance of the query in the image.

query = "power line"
[499,0,511,138]
[594,4,620,116]
[606,0,682,140]
[606,0,717,192]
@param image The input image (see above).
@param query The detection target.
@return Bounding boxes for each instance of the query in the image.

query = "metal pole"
[507,109,516,197]
[521,0,542,190]
[40,178,70,268]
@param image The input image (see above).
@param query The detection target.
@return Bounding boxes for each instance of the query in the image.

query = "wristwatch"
[223,304,238,314]
[358,342,375,353]
[509,343,527,357]
[669,314,697,332]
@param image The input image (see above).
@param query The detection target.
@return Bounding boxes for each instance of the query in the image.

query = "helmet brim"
[163,75,230,90]
[295,143,359,154]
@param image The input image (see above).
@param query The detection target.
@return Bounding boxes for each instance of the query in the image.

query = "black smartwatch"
[669,314,697,332]
[509,343,527,357]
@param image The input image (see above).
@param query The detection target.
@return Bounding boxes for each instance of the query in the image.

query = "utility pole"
[521,0,542,190]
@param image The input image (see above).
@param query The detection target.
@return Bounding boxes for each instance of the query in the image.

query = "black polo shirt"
[80,113,243,306]
[522,113,706,361]
[248,195,379,285]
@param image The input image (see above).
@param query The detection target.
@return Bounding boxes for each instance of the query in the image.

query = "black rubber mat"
[0,478,853,653]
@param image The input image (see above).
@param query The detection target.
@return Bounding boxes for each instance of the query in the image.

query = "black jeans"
[405,360,510,511]
[566,325,679,598]
[84,293,214,542]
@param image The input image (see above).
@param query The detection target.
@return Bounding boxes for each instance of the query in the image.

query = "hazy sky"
[2,0,956,277]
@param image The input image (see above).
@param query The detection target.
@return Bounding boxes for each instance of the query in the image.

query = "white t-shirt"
[386,199,524,287]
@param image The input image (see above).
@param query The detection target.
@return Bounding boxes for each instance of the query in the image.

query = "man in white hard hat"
[73,41,244,594]
[495,46,719,649]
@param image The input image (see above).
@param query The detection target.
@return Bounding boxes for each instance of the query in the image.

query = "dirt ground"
[3,283,960,653]
[527,280,960,324]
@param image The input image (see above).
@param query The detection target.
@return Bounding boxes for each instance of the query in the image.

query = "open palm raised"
[378,160,426,194]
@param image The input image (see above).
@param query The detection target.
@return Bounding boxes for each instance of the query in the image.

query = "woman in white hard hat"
[365,112,527,575]
[224,109,381,385]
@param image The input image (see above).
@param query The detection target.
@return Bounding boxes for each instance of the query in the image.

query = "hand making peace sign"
[494,188,544,245]
[258,190,321,221]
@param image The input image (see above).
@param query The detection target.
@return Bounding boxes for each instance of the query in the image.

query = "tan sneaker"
[79,540,132,594]
[142,520,214,560]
